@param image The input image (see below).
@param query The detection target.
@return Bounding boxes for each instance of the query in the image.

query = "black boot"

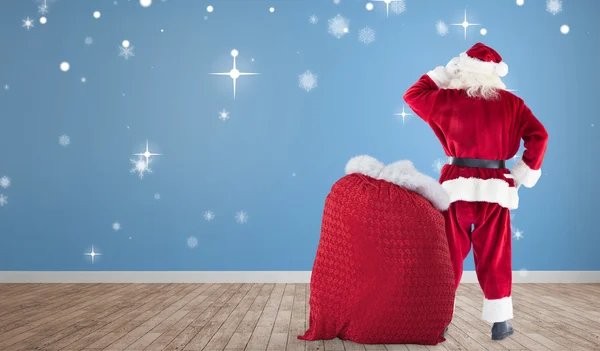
[491,321,514,340]
[441,326,449,338]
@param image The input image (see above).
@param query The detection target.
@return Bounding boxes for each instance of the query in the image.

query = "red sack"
[298,155,455,345]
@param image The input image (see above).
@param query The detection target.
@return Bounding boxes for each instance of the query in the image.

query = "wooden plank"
[287,284,307,351]
[1,282,598,351]
[304,284,325,351]
[267,284,296,351]
[225,284,275,350]
[145,284,230,350]
[0,284,144,350]
[163,283,244,350]
[202,283,264,351]
[66,284,181,350]
[245,284,286,351]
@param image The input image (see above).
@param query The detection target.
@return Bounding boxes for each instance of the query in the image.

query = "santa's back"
[425,88,526,162]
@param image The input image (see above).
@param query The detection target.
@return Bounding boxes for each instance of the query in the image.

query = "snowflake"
[59,134,70,147]
[154,193,161,200]
[38,4,49,14]
[513,228,524,240]
[130,156,152,179]
[3,85,8,90]
[390,0,406,14]
[358,27,375,45]
[309,15,318,24]
[203,211,215,221]
[81,77,87,83]
[298,70,317,92]
[328,14,349,39]
[218,109,230,121]
[187,236,198,248]
[333,0,341,4]
[436,20,449,36]
[432,158,444,173]
[22,17,34,30]
[119,45,135,60]
[0,176,10,189]
[112,222,121,231]
[546,0,562,15]
[518,268,528,278]
[0,194,7,207]
[235,210,249,224]
[85,37,93,45]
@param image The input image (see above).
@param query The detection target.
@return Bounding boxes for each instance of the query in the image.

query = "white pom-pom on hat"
[495,61,509,77]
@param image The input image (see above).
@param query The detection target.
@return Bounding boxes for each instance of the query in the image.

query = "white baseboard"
[1,271,599,284]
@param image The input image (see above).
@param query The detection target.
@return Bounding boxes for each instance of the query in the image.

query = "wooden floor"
[0,284,599,351]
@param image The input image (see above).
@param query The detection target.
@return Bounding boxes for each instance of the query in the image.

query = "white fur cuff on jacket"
[511,159,542,188]
[426,66,451,88]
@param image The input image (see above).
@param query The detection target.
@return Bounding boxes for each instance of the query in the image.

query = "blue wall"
[0,0,598,271]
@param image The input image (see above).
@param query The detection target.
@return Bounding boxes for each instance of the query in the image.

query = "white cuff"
[426,66,451,88]
[511,159,542,188]
[482,296,513,323]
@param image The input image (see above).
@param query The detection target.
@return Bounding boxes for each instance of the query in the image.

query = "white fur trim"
[345,155,385,178]
[511,159,542,188]
[441,177,519,210]
[482,296,513,323]
[426,66,451,88]
[457,52,508,78]
[345,156,451,211]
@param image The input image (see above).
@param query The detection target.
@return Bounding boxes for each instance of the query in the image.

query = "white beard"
[447,70,507,100]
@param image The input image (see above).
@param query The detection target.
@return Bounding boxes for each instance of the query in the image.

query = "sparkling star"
[130,156,153,179]
[84,246,102,264]
[513,228,524,240]
[218,109,230,121]
[210,49,259,100]
[394,105,412,124]
[432,159,444,173]
[38,3,49,14]
[119,45,135,60]
[133,140,161,165]
[204,211,215,221]
[372,0,404,17]
[0,176,10,189]
[451,9,480,40]
[22,17,34,30]
[235,210,249,224]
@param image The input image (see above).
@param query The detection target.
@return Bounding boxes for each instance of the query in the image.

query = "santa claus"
[403,43,548,340]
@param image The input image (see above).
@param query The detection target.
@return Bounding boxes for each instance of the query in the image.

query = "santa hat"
[447,42,509,77]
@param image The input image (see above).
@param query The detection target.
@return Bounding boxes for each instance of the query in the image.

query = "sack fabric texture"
[298,155,455,345]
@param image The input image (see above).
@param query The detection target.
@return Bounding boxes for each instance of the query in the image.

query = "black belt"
[447,157,506,169]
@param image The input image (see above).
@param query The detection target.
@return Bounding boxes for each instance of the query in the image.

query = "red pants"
[444,201,513,323]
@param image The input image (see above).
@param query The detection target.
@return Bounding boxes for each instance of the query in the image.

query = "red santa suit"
[403,43,548,324]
